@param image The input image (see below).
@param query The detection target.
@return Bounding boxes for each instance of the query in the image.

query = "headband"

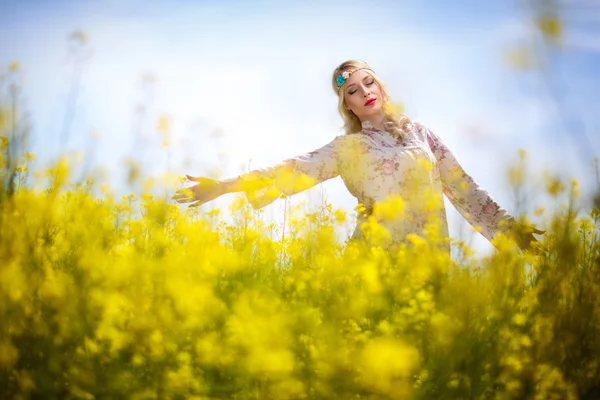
[336,66,374,93]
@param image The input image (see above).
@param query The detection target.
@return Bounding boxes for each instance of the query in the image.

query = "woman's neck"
[361,113,385,131]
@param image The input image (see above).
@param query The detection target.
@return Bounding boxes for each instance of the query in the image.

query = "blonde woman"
[173,60,543,253]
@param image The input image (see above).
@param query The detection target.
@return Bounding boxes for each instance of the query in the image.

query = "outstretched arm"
[416,122,543,251]
[174,135,349,210]
[239,134,349,209]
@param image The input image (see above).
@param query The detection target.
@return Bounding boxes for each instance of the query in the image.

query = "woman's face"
[341,69,384,120]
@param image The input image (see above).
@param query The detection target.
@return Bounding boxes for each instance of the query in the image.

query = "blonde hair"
[332,60,413,141]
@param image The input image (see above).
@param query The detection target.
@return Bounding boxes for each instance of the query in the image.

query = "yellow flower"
[8,61,20,72]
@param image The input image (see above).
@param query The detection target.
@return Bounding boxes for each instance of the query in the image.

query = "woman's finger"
[172,192,191,200]
[173,187,190,194]
[530,240,548,256]
[172,188,195,200]
[186,174,200,181]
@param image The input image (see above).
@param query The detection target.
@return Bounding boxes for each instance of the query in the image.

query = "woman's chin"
[362,107,383,118]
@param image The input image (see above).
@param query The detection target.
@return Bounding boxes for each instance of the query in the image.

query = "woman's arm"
[176,135,349,210]
[417,122,542,249]
[238,134,350,209]
[219,174,271,195]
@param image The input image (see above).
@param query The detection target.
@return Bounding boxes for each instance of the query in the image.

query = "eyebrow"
[346,75,372,90]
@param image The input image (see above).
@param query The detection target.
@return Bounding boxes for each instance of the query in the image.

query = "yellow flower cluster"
[0,155,599,399]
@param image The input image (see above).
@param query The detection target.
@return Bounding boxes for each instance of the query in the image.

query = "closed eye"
[349,80,374,95]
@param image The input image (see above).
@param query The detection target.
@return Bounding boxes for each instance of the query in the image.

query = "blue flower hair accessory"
[336,71,351,87]
[336,66,373,93]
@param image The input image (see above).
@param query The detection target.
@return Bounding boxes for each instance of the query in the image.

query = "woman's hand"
[172,175,224,208]
[512,223,546,255]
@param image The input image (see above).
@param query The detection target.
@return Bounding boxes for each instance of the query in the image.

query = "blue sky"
[1,0,599,255]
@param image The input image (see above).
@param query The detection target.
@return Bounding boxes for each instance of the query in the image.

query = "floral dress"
[242,121,515,251]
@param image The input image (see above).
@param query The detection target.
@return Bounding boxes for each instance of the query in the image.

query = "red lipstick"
[364,98,376,106]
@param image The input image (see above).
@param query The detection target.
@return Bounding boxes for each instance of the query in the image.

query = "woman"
[173,60,543,253]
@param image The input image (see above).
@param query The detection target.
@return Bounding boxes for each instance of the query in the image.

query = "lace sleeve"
[417,123,515,242]
[241,135,348,210]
